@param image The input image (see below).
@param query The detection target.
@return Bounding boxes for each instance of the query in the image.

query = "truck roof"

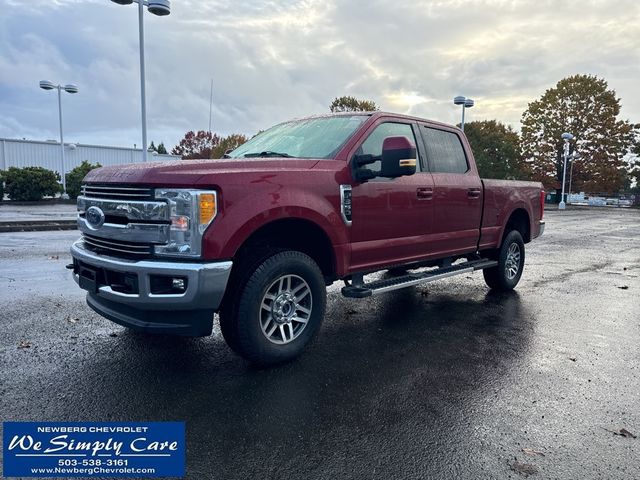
[292,111,459,131]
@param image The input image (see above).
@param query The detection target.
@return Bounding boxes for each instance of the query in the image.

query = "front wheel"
[219,250,326,365]
[483,230,525,291]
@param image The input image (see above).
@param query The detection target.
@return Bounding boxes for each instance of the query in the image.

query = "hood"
[83,158,321,186]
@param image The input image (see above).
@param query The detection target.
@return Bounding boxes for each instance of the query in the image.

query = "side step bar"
[341,259,498,298]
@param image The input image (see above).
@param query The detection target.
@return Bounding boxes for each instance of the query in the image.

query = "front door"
[349,119,435,272]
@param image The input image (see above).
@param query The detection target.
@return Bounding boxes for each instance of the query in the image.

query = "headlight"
[154,189,218,257]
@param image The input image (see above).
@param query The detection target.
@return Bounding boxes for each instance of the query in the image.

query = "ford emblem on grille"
[86,206,106,229]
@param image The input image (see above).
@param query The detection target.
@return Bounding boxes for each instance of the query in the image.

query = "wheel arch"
[231,217,337,281]
[503,208,531,243]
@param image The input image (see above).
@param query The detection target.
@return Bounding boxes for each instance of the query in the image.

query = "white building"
[0,137,180,174]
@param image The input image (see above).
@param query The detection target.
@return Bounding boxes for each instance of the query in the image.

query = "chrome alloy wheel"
[259,274,312,345]
[505,242,521,280]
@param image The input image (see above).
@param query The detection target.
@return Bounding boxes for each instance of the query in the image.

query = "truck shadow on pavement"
[64,287,535,478]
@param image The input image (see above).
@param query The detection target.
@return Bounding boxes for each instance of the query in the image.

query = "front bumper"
[71,240,232,335]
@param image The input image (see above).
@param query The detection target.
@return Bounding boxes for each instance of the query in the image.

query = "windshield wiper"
[243,151,293,158]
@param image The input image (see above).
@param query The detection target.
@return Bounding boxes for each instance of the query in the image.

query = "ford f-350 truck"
[70,112,544,364]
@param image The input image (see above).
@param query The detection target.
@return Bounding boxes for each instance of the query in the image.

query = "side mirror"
[380,136,417,178]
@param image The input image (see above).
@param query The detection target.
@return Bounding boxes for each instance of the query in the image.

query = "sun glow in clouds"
[385,92,430,113]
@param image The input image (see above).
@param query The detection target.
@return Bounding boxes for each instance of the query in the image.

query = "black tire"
[219,250,326,365]
[483,230,525,291]
[219,247,280,355]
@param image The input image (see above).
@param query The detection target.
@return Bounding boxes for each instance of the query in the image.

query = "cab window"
[421,127,468,174]
[357,122,420,174]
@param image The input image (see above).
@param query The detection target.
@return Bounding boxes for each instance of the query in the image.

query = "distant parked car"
[588,197,607,206]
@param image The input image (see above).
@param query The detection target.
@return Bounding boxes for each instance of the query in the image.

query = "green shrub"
[0,171,4,201]
[66,160,102,199]
[4,166,62,201]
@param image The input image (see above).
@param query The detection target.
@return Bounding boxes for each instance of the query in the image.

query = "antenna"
[208,78,213,133]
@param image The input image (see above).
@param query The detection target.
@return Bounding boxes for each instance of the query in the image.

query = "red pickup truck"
[71,112,544,364]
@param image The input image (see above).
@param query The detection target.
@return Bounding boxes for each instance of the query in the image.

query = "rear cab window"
[420,126,469,174]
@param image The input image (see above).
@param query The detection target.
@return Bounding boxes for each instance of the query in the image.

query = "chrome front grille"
[82,234,153,257]
[81,184,154,201]
[77,184,168,259]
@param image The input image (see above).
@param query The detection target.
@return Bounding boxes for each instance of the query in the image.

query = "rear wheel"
[483,230,525,291]
[219,250,326,365]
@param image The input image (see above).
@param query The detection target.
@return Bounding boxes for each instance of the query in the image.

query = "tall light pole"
[110,0,171,162]
[567,152,581,204]
[453,96,474,131]
[208,78,214,134]
[559,132,573,210]
[39,80,78,198]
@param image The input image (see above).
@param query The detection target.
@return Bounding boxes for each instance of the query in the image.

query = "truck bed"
[480,178,544,250]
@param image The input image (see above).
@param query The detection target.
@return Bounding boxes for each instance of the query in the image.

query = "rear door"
[418,124,483,256]
[349,119,435,271]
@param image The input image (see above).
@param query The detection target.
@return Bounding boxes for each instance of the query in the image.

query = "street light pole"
[453,96,474,131]
[208,78,214,133]
[110,0,171,162]
[559,132,573,210]
[461,102,466,131]
[138,0,148,163]
[57,87,66,196]
[40,80,78,198]
[567,153,581,204]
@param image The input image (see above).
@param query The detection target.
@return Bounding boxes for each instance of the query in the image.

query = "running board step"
[341,259,498,298]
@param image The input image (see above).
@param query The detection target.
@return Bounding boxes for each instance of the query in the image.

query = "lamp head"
[64,84,78,94]
[148,0,170,15]
[110,0,134,5]
[39,80,55,90]
[464,98,474,108]
[453,95,466,105]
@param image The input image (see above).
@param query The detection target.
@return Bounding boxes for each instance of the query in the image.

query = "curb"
[0,220,77,233]
[0,199,77,206]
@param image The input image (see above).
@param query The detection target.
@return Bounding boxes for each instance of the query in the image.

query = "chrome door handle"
[417,188,433,199]
[467,188,481,199]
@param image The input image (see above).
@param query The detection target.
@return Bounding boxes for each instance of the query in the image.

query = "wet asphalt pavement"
[1,208,639,479]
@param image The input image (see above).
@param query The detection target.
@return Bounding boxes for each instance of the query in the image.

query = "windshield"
[228,115,368,159]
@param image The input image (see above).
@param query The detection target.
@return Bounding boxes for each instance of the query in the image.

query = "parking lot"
[1,208,639,479]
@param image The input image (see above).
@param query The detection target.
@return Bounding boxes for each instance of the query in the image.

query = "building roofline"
[0,137,179,156]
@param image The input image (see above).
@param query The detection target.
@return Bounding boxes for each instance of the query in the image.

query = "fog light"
[150,275,187,294]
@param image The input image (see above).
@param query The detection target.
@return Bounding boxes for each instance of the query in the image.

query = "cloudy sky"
[1,0,639,151]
